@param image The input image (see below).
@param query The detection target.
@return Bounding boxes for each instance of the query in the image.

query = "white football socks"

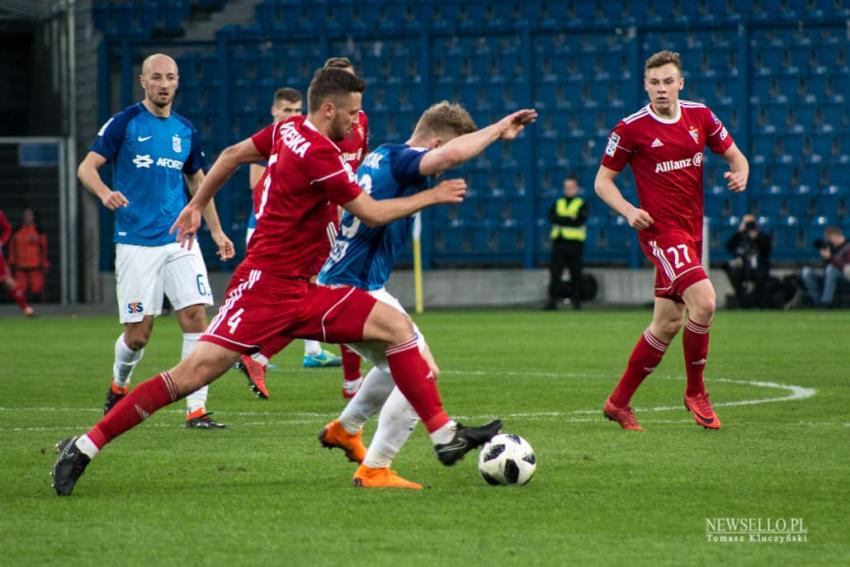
[181,332,207,414]
[250,352,269,366]
[304,340,322,356]
[112,334,144,388]
[429,420,458,446]
[75,434,100,459]
[338,367,395,434]
[363,387,419,469]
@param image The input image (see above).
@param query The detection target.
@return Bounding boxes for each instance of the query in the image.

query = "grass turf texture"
[0,309,848,566]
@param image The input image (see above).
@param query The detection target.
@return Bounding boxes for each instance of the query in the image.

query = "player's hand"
[497,109,538,141]
[724,171,747,192]
[626,207,654,231]
[211,229,235,261]
[170,204,203,250]
[430,178,467,204]
[101,190,129,210]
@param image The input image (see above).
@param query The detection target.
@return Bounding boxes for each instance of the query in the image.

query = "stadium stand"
[93,0,850,269]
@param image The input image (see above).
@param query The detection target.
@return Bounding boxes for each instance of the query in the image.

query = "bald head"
[141,53,178,77]
[139,53,179,113]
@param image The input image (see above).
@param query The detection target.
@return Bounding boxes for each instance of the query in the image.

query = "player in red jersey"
[237,58,368,400]
[0,208,35,316]
[595,51,749,431]
[51,68,502,496]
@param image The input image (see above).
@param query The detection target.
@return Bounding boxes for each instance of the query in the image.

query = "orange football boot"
[603,398,646,431]
[684,392,722,430]
[318,420,366,463]
[352,465,423,490]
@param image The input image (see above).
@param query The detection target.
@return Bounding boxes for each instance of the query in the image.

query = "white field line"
[0,371,817,433]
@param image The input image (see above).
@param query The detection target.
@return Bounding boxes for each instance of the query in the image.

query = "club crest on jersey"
[688,127,700,144]
[605,132,620,157]
[172,135,182,153]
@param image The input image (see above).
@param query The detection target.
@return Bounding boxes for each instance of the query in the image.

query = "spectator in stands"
[9,208,49,303]
[544,175,588,310]
[722,214,772,309]
[795,226,850,307]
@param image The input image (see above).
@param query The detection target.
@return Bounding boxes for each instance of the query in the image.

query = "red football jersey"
[337,110,369,170]
[246,115,362,279]
[601,100,734,239]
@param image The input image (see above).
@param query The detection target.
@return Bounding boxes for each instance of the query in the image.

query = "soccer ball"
[478,433,536,486]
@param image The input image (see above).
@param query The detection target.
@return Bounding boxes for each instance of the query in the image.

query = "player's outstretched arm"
[722,143,749,193]
[171,137,264,249]
[594,165,654,231]
[185,170,235,260]
[77,152,129,210]
[343,179,467,227]
[418,109,537,176]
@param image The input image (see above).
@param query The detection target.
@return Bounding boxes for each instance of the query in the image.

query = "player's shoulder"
[98,103,145,136]
[169,110,198,132]
[680,99,714,117]
[614,104,652,130]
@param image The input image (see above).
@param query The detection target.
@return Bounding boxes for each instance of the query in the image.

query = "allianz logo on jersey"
[132,154,184,170]
[655,152,703,173]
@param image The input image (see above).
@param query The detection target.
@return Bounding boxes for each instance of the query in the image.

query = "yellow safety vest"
[550,197,586,241]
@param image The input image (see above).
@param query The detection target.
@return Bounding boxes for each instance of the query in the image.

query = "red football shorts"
[14,269,45,294]
[640,232,708,303]
[200,264,377,355]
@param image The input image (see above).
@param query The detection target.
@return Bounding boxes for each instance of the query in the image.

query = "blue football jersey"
[91,103,207,246]
[318,144,428,290]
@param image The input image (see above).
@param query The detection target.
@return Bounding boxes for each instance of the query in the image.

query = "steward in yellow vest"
[545,177,589,310]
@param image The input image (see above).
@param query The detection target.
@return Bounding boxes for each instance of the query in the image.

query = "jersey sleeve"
[183,125,207,174]
[704,108,734,155]
[310,146,363,206]
[251,123,276,160]
[390,147,428,187]
[90,111,132,160]
[600,121,635,171]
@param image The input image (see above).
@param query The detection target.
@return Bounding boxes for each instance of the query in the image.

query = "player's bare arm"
[594,165,654,230]
[249,163,266,189]
[77,152,129,210]
[172,137,265,248]
[721,143,749,193]
[343,178,467,227]
[418,109,538,176]
[185,169,235,260]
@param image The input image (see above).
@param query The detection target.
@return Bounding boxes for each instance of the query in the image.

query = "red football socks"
[385,337,449,432]
[610,329,669,407]
[87,372,180,449]
[683,319,710,397]
[341,345,362,382]
[9,285,30,311]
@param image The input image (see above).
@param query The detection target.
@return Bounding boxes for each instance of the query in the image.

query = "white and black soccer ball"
[478,433,536,486]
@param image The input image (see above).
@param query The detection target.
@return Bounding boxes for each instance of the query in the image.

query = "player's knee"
[661,318,683,337]
[690,294,716,323]
[125,332,150,351]
[385,312,415,344]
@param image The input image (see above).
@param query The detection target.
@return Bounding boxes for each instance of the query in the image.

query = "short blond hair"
[414,101,478,138]
[645,50,682,74]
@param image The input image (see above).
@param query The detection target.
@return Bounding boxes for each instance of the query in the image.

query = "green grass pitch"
[1,309,848,565]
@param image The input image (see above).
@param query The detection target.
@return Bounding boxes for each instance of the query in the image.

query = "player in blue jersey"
[316,102,537,488]
[77,54,235,428]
